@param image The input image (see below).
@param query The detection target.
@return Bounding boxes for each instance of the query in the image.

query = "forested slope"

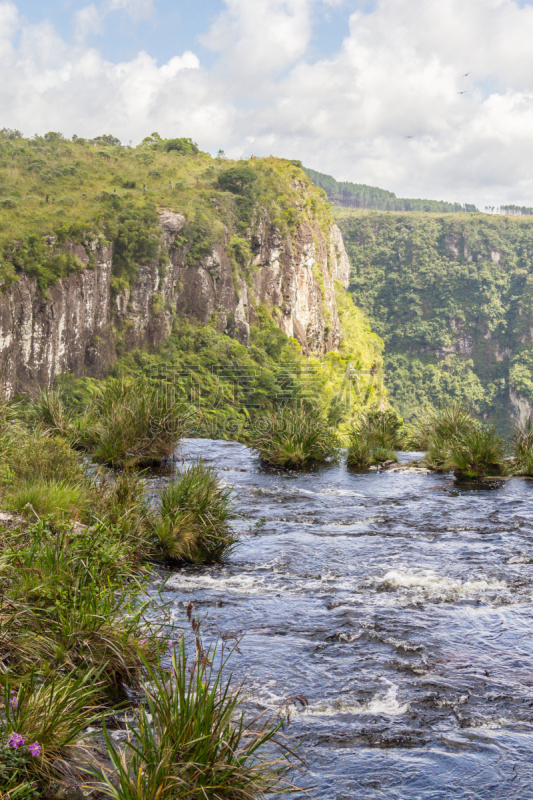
[336,209,533,431]
[303,166,478,213]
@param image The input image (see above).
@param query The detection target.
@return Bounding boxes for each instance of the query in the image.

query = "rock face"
[0,207,350,397]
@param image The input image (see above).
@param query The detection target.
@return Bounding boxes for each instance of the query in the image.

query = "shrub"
[250,406,340,468]
[512,417,533,475]
[151,461,236,564]
[164,137,199,155]
[91,639,292,800]
[84,377,192,468]
[445,427,509,480]
[217,165,257,195]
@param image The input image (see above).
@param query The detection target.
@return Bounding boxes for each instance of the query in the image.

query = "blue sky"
[13,0,357,67]
[3,0,533,207]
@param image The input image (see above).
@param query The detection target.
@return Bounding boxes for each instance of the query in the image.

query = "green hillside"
[0,129,386,427]
[303,165,478,214]
[336,208,533,430]
[0,130,334,293]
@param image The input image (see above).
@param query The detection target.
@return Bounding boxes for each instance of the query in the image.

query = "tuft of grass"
[512,417,533,475]
[250,406,339,468]
[7,427,85,485]
[33,388,77,443]
[82,377,193,468]
[2,479,91,524]
[151,461,237,564]
[445,426,509,480]
[417,403,478,471]
[347,411,402,468]
[91,637,294,800]
[0,522,158,696]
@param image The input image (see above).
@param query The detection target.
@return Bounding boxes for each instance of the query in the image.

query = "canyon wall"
[0,209,350,397]
[338,210,533,430]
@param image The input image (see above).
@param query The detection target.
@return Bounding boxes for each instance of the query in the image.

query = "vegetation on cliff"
[0,129,331,292]
[336,209,533,431]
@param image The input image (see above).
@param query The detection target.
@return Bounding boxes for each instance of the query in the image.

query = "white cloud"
[201,0,314,87]
[3,0,533,206]
[75,0,154,43]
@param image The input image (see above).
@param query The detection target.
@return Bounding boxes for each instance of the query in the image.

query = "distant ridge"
[302,166,478,214]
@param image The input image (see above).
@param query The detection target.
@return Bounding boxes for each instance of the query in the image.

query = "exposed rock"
[510,389,533,427]
[0,204,351,396]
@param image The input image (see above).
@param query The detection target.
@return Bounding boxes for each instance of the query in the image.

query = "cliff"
[337,209,533,430]
[0,207,350,398]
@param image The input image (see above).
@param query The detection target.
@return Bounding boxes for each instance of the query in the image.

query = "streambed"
[151,438,533,799]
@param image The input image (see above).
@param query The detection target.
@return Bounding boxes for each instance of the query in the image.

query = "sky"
[2,0,533,208]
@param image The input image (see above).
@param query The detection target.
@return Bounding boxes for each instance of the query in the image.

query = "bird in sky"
[462,72,471,77]
[405,135,414,138]
[457,91,467,94]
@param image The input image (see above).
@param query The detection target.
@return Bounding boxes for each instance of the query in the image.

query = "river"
[151,438,533,799]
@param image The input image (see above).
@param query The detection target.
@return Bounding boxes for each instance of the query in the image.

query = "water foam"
[302,682,409,717]
[379,569,506,595]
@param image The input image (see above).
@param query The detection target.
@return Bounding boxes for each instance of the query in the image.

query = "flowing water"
[151,438,533,799]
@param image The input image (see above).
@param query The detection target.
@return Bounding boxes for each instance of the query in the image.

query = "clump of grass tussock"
[91,469,153,553]
[416,402,478,471]
[250,406,340,468]
[81,377,193,468]
[91,637,295,800]
[512,417,533,476]
[2,479,91,525]
[445,426,509,481]
[33,387,86,447]
[347,411,403,468]
[0,522,158,696]
[151,460,237,564]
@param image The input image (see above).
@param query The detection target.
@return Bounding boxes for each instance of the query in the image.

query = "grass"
[82,377,193,468]
[347,411,403,468]
[417,403,478,471]
[250,406,340,468]
[91,637,294,800]
[151,461,237,564]
[0,670,102,786]
[2,478,91,524]
[512,417,533,475]
[0,390,291,798]
[445,427,509,480]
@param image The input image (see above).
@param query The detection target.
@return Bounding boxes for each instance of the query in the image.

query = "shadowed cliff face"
[0,209,350,397]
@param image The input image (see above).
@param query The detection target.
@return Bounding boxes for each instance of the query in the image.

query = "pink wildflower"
[28,742,42,757]
[8,733,24,748]
[9,691,18,708]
